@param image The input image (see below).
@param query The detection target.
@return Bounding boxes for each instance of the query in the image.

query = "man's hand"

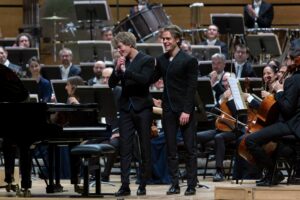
[179,112,190,126]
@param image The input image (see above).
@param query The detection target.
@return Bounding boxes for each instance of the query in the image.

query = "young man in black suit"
[245,48,300,186]
[153,25,198,196]
[109,32,155,196]
[244,0,274,28]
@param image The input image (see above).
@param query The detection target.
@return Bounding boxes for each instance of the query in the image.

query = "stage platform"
[0,175,299,199]
[215,181,300,200]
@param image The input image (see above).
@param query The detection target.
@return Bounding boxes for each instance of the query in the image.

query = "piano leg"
[46,144,63,193]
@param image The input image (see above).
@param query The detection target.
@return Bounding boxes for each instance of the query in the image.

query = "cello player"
[244,48,300,186]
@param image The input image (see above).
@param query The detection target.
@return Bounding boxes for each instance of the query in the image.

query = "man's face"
[234,47,248,64]
[206,25,218,40]
[161,31,179,53]
[212,57,225,73]
[0,48,7,64]
[93,62,105,78]
[60,51,72,66]
[117,42,132,58]
[101,69,112,85]
[102,31,113,41]
[18,36,30,48]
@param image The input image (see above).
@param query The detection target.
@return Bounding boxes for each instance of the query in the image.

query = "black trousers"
[245,122,293,170]
[3,138,32,189]
[162,110,197,187]
[119,107,152,187]
[197,129,236,168]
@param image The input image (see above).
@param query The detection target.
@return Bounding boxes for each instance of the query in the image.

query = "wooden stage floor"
[0,175,299,200]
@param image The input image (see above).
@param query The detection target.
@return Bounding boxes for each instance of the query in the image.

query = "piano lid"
[0,64,29,102]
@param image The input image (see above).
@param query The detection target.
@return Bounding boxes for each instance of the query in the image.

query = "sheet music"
[228,77,247,111]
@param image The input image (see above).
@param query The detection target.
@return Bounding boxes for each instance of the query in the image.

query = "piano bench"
[71,144,115,197]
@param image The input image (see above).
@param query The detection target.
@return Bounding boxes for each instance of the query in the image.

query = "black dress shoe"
[166,184,180,195]
[184,186,196,196]
[101,176,109,182]
[115,185,131,196]
[256,171,284,186]
[137,185,146,196]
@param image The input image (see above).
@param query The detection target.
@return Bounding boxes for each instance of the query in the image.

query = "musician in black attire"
[245,48,300,186]
[244,0,274,28]
[109,32,154,196]
[153,25,198,196]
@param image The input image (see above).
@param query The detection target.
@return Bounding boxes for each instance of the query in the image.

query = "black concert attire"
[245,70,300,185]
[109,52,155,188]
[235,62,257,78]
[153,50,198,188]
[244,0,274,28]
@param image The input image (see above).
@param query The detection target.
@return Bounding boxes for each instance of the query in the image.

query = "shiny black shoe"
[166,184,180,195]
[184,186,196,196]
[137,185,146,196]
[115,185,131,197]
[213,170,224,182]
[256,171,284,186]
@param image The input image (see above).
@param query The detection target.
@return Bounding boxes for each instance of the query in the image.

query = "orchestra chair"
[272,135,300,184]
[70,143,115,197]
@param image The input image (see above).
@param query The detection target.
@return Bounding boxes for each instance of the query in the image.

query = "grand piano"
[0,64,109,196]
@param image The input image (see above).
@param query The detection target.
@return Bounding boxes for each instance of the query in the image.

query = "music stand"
[197,77,215,107]
[198,61,212,77]
[21,78,38,95]
[136,43,165,58]
[74,0,111,40]
[0,37,16,47]
[191,45,220,61]
[51,79,67,103]
[41,65,61,80]
[80,62,94,81]
[94,41,113,62]
[245,33,282,58]
[5,47,39,70]
[211,13,245,51]
[76,85,117,119]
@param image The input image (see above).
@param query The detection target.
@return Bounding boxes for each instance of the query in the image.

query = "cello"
[238,63,290,164]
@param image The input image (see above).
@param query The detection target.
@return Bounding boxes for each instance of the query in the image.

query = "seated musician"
[27,56,53,102]
[244,48,300,186]
[0,46,22,77]
[199,24,228,59]
[209,53,227,103]
[198,72,246,182]
[243,62,280,109]
[233,43,257,78]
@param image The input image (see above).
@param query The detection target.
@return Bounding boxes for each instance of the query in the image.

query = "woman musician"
[243,49,300,186]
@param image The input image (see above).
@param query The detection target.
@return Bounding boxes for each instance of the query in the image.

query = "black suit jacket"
[199,40,228,59]
[244,1,274,28]
[240,62,257,78]
[153,50,198,114]
[275,71,300,138]
[109,52,155,112]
